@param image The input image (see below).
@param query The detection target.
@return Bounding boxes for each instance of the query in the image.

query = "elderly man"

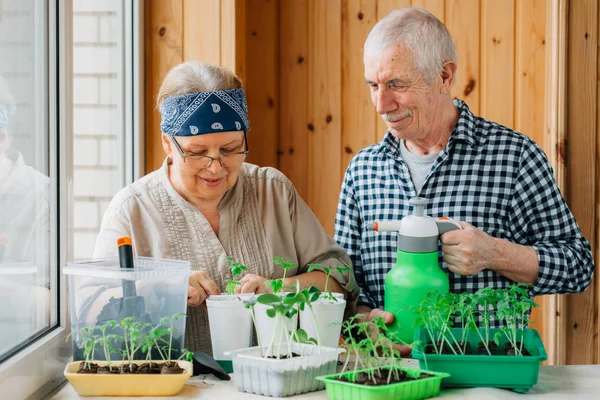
[334,8,594,348]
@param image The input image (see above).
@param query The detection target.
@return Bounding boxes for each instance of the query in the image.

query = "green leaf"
[266,279,284,294]
[226,280,241,295]
[295,329,308,342]
[286,308,298,318]
[283,294,299,305]
[230,262,247,279]
[336,265,351,275]
[306,263,321,273]
[257,293,281,304]
[308,286,321,295]
[266,308,277,318]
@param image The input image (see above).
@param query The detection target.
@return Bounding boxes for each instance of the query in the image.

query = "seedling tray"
[411,327,547,393]
[316,365,449,400]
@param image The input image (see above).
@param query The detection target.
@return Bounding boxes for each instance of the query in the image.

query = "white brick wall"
[73,106,122,135]
[74,202,99,229]
[73,138,98,166]
[73,0,121,12]
[72,1,125,260]
[73,46,120,74]
[73,76,100,104]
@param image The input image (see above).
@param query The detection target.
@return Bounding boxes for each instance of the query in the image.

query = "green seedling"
[156,312,187,361]
[120,317,146,372]
[66,313,191,373]
[243,298,264,357]
[97,320,121,369]
[412,291,460,355]
[142,324,168,367]
[338,314,419,385]
[67,327,99,370]
[338,315,367,379]
[413,284,537,357]
[265,256,298,294]
[253,283,322,359]
[292,328,318,345]
[471,287,501,355]
[225,256,248,295]
[176,348,194,363]
[494,284,537,356]
[454,292,477,354]
[306,264,350,301]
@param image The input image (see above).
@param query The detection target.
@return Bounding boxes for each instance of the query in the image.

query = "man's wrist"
[485,237,504,272]
[486,238,539,284]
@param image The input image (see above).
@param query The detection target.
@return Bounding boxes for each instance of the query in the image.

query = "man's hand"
[357,306,412,357]
[188,271,220,307]
[440,221,499,276]
[236,273,269,294]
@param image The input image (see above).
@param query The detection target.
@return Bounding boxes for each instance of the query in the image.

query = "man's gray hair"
[156,61,242,111]
[364,8,457,84]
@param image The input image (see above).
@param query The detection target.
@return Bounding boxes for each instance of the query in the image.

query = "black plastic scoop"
[192,351,231,380]
[95,236,151,325]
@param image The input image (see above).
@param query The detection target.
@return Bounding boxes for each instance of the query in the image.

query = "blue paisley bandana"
[0,104,8,131]
[160,88,250,136]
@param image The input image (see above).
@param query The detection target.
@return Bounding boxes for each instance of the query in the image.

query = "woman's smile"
[198,175,225,187]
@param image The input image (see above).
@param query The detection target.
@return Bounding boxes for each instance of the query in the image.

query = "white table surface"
[50,359,600,400]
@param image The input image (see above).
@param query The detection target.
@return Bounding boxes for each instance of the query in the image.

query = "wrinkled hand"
[236,273,269,294]
[358,307,413,357]
[188,271,220,307]
[440,221,498,276]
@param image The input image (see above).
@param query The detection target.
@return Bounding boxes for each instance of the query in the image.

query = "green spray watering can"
[366,197,461,345]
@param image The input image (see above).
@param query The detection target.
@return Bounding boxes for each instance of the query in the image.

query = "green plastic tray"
[411,327,547,393]
[316,365,450,400]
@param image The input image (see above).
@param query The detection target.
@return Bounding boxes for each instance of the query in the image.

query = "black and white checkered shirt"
[335,100,594,323]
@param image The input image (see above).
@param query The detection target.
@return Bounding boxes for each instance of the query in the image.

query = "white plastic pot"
[254,302,298,351]
[206,294,254,371]
[226,343,343,397]
[300,297,346,348]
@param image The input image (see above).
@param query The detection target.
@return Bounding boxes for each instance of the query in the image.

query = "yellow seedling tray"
[64,360,192,397]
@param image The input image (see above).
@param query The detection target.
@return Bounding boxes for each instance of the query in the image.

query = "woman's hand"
[237,273,270,294]
[188,271,220,307]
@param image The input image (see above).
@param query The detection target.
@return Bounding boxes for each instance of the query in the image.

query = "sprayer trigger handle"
[436,218,462,235]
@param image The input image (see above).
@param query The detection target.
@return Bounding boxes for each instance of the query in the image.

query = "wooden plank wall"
[145,0,600,365]
[144,0,244,171]
[145,0,183,172]
[565,0,598,365]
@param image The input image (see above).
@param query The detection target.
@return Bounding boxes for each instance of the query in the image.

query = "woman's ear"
[161,133,173,158]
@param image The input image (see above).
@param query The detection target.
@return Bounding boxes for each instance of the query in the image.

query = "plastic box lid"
[64,256,190,280]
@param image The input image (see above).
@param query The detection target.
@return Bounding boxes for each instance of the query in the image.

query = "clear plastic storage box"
[64,257,190,361]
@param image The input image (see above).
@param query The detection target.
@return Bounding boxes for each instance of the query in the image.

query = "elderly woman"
[0,75,49,265]
[94,61,358,353]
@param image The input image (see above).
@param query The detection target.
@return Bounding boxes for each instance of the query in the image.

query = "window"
[0,0,56,361]
[0,1,142,397]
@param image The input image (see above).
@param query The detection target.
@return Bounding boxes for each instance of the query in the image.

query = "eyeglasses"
[170,132,249,169]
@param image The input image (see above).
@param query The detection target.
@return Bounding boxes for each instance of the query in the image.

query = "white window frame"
[0,1,72,398]
[126,0,145,182]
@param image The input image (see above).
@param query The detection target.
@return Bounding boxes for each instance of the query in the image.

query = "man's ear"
[439,61,457,94]
[161,133,173,158]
